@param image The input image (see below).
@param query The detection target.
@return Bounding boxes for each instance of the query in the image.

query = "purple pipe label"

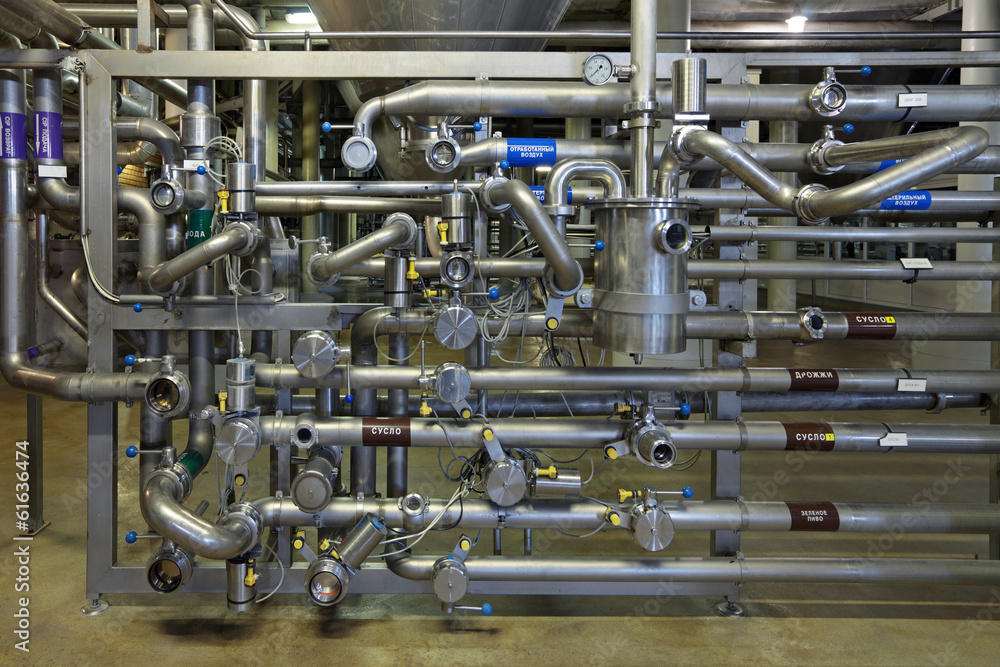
[879,191,932,210]
[529,186,572,205]
[34,111,63,160]
[0,112,27,159]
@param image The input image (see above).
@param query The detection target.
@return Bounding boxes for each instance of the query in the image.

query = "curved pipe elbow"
[307,216,415,285]
[656,146,682,198]
[37,177,80,211]
[490,179,584,294]
[117,118,183,167]
[384,545,433,581]
[544,159,626,206]
[148,225,254,293]
[141,476,253,560]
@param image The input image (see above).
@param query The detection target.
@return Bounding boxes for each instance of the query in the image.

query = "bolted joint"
[794,183,832,224]
[222,502,263,549]
[808,139,846,175]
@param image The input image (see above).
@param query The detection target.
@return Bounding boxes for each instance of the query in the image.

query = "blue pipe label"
[0,112,27,159]
[879,191,932,210]
[34,111,63,160]
[877,159,906,171]
[507,139,557,167]
[529,186,572,205]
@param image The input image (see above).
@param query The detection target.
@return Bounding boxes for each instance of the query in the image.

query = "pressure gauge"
[583,54,614,86]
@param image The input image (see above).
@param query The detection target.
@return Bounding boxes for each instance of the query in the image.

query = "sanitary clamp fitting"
[808,138,846,175]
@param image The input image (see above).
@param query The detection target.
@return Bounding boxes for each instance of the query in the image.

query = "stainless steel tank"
[589,198,696,355]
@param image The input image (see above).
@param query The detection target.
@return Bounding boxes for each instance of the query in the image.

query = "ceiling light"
[285,9,318,25]
[786,4,808,33]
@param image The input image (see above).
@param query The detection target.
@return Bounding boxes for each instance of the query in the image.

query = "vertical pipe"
[300,81,321,291]
[629,0,658,197]
[350,343,378,497]
[767,99,799,311]
[387,332,409,497]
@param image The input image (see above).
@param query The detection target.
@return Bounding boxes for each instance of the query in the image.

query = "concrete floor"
[2,333,999,666]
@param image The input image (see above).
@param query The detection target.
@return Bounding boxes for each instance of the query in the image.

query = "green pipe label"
[186,209,214,249]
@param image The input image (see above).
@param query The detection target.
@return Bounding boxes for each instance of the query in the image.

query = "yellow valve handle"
[438,221,449,245]
[218,189,230,213]
[617,489,635,504]
[218,390,228,412]
[406,258,419,281]
[536,465,558,479]
[419,399,433,417]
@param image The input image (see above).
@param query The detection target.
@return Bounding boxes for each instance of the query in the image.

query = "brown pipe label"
[783,423,835,451]
[362,418,411,446]
[787,369,840,391]
[846,313,897,339]
[786,502,840,531]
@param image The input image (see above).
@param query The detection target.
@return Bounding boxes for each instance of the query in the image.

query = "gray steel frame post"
[80,54,119,603]
[710,66,749,608]
[24,241,48,535]
[992,173,1000,562]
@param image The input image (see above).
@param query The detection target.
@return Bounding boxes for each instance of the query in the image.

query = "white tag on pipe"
[900,257,933,270]
[183,159,209,171]
[897,378,927,392]
[880,433,908,447]
[898,93,928,108]
[37,164,68,178]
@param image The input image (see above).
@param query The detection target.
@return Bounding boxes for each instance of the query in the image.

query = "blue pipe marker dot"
[125,446,138,458]
[473,121,483,131]
[594,240,605,252]
[499,160,510,170]
[196,165,207,175]
[124,354,136,367]
[842,124,855,135]
[860,66,872,77]
[488,287,500,300]
[125,531,138,544]
[481,603,493,616]
[679,402,691,416]
[133,303,143,313]
[344,394,354,404]
[322,122,332,132]
[117,166,123,175]
[682,487,694,499]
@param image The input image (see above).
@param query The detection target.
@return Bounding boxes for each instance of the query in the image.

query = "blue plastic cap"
[860,66,872,77]
[679,402,691,416]
[345,394,355,404]
[594,240,605,252]
[842,124,855,135]
[473,121,483,131]
[322,121,332,132]
[481,603,493,616]
[133,303,143,313]
[27,346,40,360]
[117,166,123,175]
[125,445,138,458]
[124,354,136,367]
[196,165,207,175]
[125,531,138,544]
[682,486,694,499]
[488,287,500,300]
[499,160,510,170]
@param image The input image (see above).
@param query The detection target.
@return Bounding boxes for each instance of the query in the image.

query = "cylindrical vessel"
[291,447,340,513]
[532,468,583,497]
[672,57,708,116]
[337,513,387,570]
[226,357,256,411]
[384,254,410,309]
[441,191,473,247]
[227,161,256,213]
[226,557,256,612]
[589,198,695,354]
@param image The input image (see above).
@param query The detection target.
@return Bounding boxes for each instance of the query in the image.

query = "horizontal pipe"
[307,215,413,285]
[255,196,439,217]
[703,225,1000,244]
[256,180,483,197]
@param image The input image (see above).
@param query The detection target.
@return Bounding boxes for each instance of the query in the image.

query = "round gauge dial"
[583,54,614,86]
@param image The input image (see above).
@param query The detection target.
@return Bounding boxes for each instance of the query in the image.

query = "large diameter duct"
[312,0,573,178]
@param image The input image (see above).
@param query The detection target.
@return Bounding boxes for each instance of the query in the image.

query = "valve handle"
[499,160,510,170]
[322,121,332,132]
[133,303,143,313]
[454,603,493,616]
[594,240,605,252]
[196,165,207,175]
[473,121,483,131]
[125,531,137,544]
[679,402,691,416]
[860,66,872,76]
[125,354,136,367]
[488,287,500,300]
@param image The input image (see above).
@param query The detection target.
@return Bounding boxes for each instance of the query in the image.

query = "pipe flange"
[793,183,832,224]
[149,274,187,298]
[425,136,462,173]
[144,368,192,420]
[292,416,319,447]
[799,306,828,340]
[809,80,848,118]
[179,113,222,149]
[808,139,846,175]
[670,125,704,165]
[385,212,418,249]
[227,222,260,257]
[542,265,584,299]
[149,177,186,216]
[544,204,575,219]
[656,219,693,255]
[305,251,340,287]
[223,502,263,549]
[342,135,378,173]
[624,100,660,116]
[479,177,511,214]
[146,467,190,502]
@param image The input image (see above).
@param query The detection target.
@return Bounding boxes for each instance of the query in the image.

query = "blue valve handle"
[125,354,136,367]
[116,166,123,175]
[126,445,138,458]
[473,121,483,131]
[860,66,872,76]
[488,287,500,300]
[499,160,510,170]
[322,121,332,132]
[481,602,493,616]
[133,303,143,313]
[679,402,691,416]
[196,165,207,175]
[125,531,138,544]
[682,487,694,499]
[842,124,855,135]
[594,240,605,252]
[344,394,355,404]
